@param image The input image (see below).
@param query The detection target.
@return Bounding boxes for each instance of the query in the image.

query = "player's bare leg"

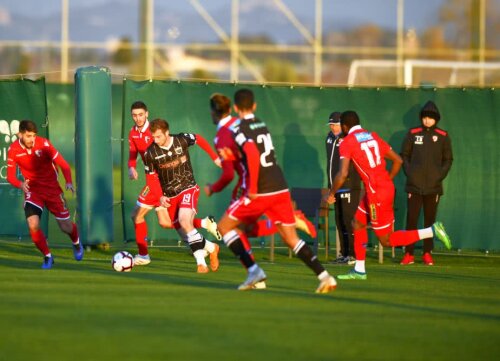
[276,224,336,293]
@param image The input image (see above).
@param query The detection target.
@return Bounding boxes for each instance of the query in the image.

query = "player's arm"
[326,157,350,204]
[242,141,260,198]
[194,134,221,168]
[385,148,403,179]
[127,134,139,180]
[52,149,75,193]
[206,158,235,197]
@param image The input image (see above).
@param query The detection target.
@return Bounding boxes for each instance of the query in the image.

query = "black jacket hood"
[420,100,441,123]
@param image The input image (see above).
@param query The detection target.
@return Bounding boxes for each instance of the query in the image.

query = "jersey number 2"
[360,140,381,168]
[256,133,274,167]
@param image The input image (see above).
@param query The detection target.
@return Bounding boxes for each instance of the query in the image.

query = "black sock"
[224,232,255,269]
[294,240,325,276]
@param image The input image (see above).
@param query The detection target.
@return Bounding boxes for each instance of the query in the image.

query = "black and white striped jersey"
[143,133,197,197]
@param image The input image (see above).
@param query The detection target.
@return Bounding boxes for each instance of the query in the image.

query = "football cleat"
[41,255,54,270]
[204,215,222,241]
[72,241,84,261]
[209,243,220,272]
[253,281,267,289]
[422,252,434,266]
[337,269,367,280]
[432,222,452,250]
[400,253,415,265]
[347,256,356,265]
[133,254,151,266]
[330,255,348,264]
[315,275,337,294]
[294,210,317,238]
[197,264,209,273]
[238,266,267,291]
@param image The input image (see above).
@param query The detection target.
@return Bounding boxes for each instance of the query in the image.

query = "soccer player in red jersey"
[216,89,337,293]
[204,94,316,277]
[128,101,221,266]
[140,118,222,273]
[6,120,83,269]
[326,111,452,280]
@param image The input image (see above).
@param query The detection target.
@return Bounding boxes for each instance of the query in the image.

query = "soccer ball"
[112,251,134,272]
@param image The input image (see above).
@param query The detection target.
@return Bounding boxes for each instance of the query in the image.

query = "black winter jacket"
[326,131,361,191]
[401,101,453,195]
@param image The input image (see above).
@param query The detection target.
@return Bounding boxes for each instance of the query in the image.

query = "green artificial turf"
[0,241,499,361]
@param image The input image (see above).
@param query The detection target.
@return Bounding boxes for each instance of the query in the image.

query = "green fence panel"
[0,77,49,238]
[121,81,499,251]
[75,67,114,245]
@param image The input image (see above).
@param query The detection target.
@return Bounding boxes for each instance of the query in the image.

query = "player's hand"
[66,183,75,195]
[128,167,138,180]
[214,158,222,168]
[160,196,171,208]
[204,184,212,197]
[324,192,336,205]
[21,179,30,193]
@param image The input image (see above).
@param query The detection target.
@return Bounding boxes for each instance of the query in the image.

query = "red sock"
[239,231,255,262]
[389,230,421,247]
[354,228,368,261]
[193,218,202,228]
[134,222,149,255]
[249,219,277,237]
[69,223,79,244]
[30,229,50,256]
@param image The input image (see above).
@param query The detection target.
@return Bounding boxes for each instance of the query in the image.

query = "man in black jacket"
[400,101,453,265]
[325,111,361,264]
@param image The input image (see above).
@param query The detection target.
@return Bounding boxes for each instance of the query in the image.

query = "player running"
[128,101,221,266]
[326,110,452,280]
[141,118,221,273]
[6,120,84,269]
[216,89,337,293]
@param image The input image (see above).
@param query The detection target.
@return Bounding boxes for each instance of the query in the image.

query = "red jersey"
[128,120,153,168]
[7,136,72,191]
[339,125,393,194]
[211,115,246,198]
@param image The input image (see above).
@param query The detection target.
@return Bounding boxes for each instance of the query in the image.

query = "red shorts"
[165,185,200,223]
[227,190,295,226]
[355,186,394,236]
[25,186,70,220]
[137,173,163,209]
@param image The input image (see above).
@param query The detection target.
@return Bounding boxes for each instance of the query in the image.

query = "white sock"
[354,260,366,273]
[317,270,329,280]
[204,239,215,253]
[193,250,207,266]
[418,227,434,239]
[248,264,258,273]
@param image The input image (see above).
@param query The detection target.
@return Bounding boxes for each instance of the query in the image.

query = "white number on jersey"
[360,140,381,168]
[256,133,274,167]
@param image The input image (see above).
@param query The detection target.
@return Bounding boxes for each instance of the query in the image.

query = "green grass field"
[0,241,499,361]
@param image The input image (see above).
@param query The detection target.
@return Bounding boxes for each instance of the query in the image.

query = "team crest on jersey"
[35,150,42,157]
[432,135,438,142]
[414,135,424,144]
[144,136,150,143]
[175,146,183,155]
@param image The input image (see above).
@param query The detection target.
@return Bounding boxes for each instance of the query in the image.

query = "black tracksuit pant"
[334,190,360,258]
[405,192,440,254]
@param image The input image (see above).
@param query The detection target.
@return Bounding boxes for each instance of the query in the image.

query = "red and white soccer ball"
[112,251,134,272]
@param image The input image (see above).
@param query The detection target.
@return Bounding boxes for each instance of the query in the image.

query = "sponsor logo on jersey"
[249,121,266,130]
[354,132,373,143]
